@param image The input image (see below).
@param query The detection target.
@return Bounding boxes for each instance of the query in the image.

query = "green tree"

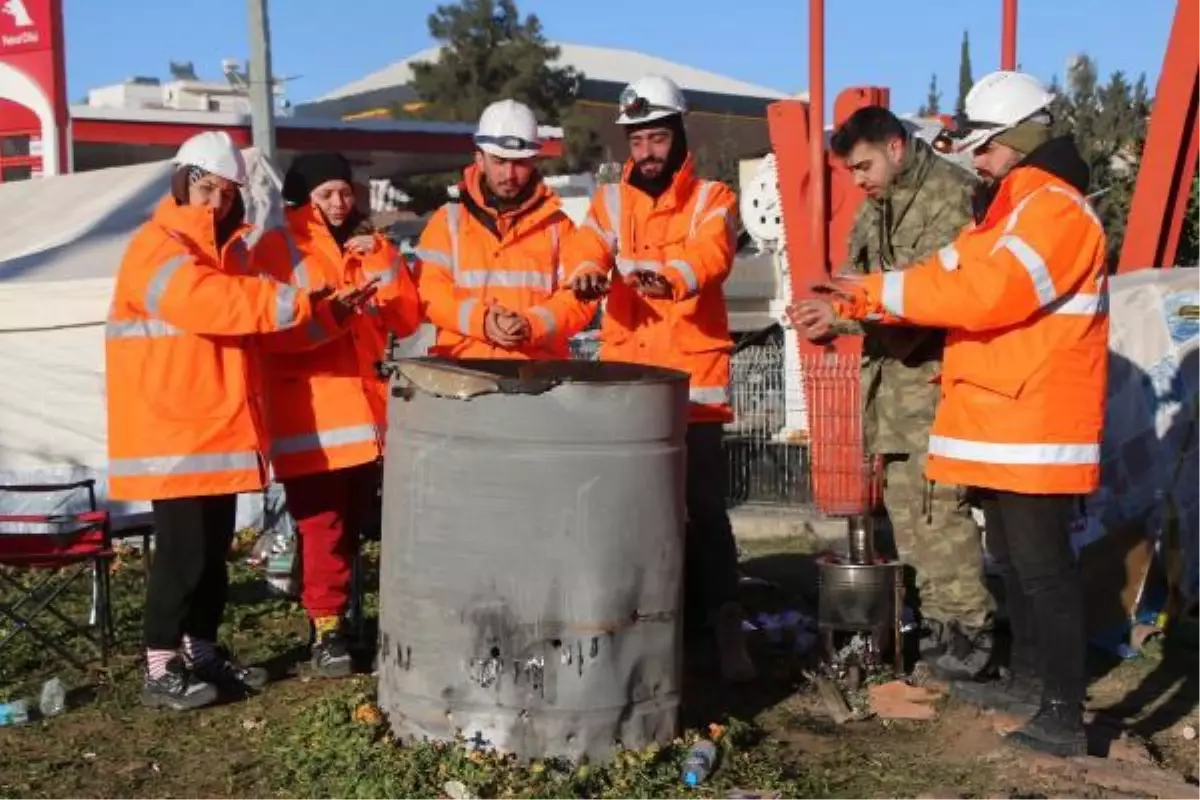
[918,73,941,117]
[955,31,973,117]
[694,115,741,186]
[392,0,603,209]
[1180,175,1200,265]
[1048,55,1152,268]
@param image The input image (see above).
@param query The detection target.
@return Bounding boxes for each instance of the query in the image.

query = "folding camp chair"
[0,480,115,671]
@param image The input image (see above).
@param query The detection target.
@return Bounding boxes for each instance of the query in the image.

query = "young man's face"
[842,137,906,199]
[628,127,674,180]
[971,140,1023,184]
[475,151,536,200]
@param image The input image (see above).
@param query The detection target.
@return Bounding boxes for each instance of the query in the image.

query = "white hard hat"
[616,74,687,125]
[474,99,541,159]
[954,70,1055,153]
[172,131,247,184]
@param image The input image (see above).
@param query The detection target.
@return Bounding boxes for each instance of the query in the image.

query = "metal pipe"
[809,0,827,277]
[1001,0,1018,70]
[847,514,875,565]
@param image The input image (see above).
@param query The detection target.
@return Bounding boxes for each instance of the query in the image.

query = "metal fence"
[726,335,811,508]
[569,329,814,509]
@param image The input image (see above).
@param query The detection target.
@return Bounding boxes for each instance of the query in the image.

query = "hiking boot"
[952,669,1042,716]
[928,622,993,681]
[312,628,354,679]
[1006,699,1087,757]
[917,618,948,662]
[191,648,270,692]
[714,602,757,684]
[141,656,219,711]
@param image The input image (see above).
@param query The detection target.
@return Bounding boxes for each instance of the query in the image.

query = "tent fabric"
[0,150,287,531]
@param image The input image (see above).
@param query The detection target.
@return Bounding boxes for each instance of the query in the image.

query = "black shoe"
[1007,699,1087,757]
[928,623,993,681]
[191,647,270,692]
[141,656,219,711]
[952,670,1042,716]
[312,629,353,678]
[918,618,948,661]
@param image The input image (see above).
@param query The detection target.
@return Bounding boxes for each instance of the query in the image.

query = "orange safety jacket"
[106,196,329,501]
[562,155,737,423]
[831,154,1108,496]
[256,204,422,481]
[413,165,595,359]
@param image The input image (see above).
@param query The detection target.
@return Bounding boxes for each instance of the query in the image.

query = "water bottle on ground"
[0,699,30,727]
[681,739,718,787]
[39,677,67,718]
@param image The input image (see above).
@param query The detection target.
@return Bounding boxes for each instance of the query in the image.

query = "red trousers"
[281,463,380,620]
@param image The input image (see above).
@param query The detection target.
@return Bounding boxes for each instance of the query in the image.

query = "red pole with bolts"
[1001,0,1018,70]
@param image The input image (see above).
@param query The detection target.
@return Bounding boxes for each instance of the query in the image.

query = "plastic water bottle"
[0,699,29,727]
[39,677,67,718]
[681,739,718,787]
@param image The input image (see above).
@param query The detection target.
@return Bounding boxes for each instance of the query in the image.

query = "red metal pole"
[809,0,827,277]
[1001,0,1018,70]
[1118,0,1199,271]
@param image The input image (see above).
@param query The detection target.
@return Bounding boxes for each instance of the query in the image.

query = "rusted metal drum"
[376,358,689,762]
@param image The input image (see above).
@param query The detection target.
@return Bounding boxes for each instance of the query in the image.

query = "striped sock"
[145,648,177,680]
[181,635,219,667]
[313,616,340,638]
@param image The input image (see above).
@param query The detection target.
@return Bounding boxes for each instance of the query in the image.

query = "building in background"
[0,2,559,189]
[298,42,797,166]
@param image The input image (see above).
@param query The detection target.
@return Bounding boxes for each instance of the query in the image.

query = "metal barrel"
[377,358,689,762]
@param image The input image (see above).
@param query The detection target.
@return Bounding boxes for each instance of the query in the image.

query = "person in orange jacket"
[562,74,755,684]
[790,71,1107,757]
[256,152,422,677]
[413,99,596,358]
[106,132,374,711]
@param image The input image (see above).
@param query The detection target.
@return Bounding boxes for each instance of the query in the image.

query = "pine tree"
[918,74,941,117]
[956,31,973,117]
[392,0,603,206]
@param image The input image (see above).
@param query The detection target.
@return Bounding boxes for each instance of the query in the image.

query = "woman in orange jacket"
[258,153,421,677]
[107,132,373,711]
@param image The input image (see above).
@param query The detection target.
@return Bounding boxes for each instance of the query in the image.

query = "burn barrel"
[376,358,689,762]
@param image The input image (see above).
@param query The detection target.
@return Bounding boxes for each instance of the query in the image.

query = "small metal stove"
[801,351,905,684]
[816,511,904,683]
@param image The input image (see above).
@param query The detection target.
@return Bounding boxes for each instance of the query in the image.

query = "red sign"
[0,0,67,174]
[0,0,49,54]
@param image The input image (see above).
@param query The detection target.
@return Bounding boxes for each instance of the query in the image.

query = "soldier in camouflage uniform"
[808,107,995,679]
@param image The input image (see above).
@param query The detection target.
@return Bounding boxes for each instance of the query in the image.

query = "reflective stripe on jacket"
[562,155,737,423]
[105,196,323,501]
[833,160,1108,495]
[257,205,422,480]
[413,165,595,360]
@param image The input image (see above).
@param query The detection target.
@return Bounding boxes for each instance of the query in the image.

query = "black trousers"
[979,489,1086,705]
[684,423,740,628]
[143,494,238,650]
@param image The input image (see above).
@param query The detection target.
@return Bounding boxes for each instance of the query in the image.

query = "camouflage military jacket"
[839,137,976,455]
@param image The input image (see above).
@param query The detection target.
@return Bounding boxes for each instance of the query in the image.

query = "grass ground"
[0,536,1195,799]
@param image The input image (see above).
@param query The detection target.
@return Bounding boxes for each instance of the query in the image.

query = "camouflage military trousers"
[882,453,993,629]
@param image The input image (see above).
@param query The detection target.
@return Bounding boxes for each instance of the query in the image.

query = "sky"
[62,0,1178,115]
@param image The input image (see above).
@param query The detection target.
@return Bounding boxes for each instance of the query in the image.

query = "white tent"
[0,150,287,529]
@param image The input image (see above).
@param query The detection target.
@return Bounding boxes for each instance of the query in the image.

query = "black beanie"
[282,153,353,206]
